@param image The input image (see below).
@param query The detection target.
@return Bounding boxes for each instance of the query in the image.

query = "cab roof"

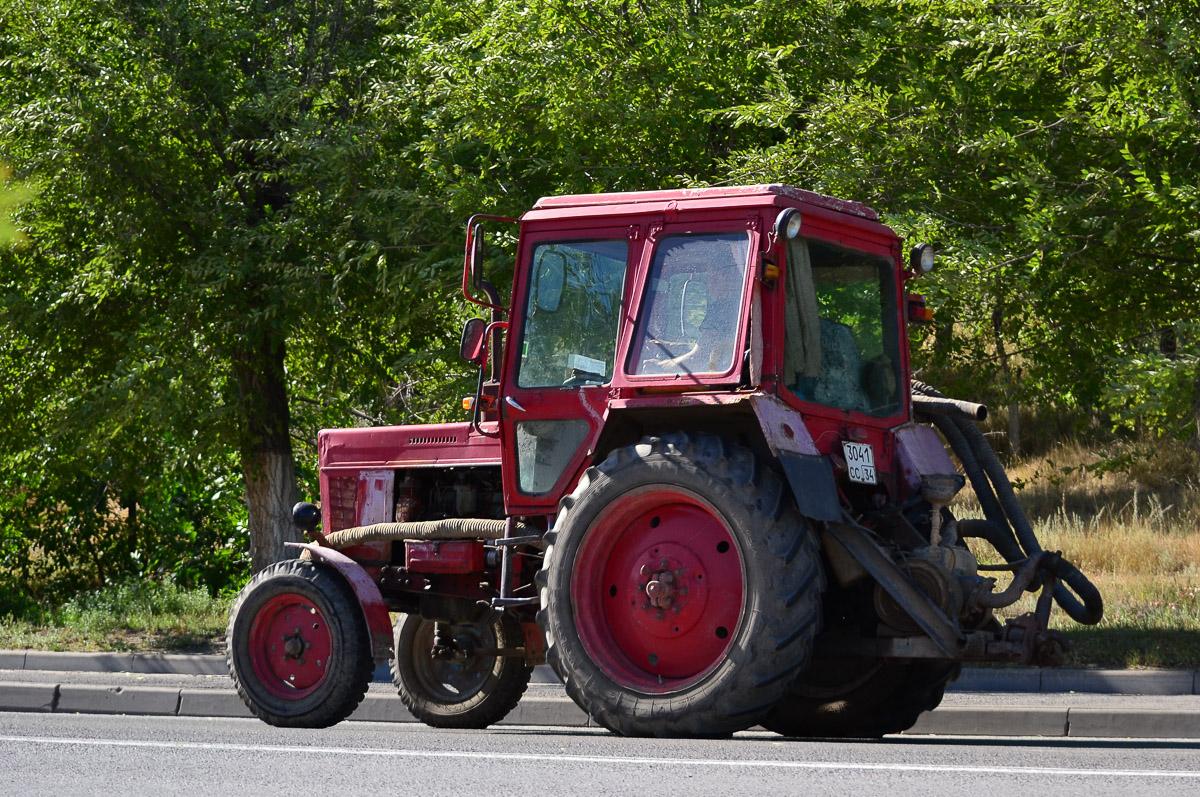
[531,184,879,222]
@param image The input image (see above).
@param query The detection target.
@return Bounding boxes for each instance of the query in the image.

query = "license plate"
[842,441,877,485]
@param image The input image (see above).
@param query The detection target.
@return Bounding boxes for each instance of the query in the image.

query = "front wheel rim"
[247,594,334,700]
[572,486,745,693]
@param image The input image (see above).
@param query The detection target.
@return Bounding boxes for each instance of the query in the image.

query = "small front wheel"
[227,559,373,728]
[391,612,532,728]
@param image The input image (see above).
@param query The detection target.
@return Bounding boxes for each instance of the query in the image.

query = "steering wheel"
[563,369,606,387]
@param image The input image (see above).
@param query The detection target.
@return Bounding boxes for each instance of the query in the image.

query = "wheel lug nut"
[640,564,654,576]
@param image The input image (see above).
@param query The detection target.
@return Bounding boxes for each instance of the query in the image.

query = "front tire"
[227,559,373,728]
[538,432,824,737]
[391,612,532,729]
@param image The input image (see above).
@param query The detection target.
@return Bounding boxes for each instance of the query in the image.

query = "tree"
[0,0,459,574]
[4,0,1197,600]
[397,0,815,212]
[718,0,1200,450]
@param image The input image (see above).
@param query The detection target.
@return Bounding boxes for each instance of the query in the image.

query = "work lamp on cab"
[910,242,936,273]
[774,207,802,240]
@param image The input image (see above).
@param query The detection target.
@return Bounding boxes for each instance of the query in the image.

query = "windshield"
[517,239,628,388]
[783,238,902,416]
[628,232,750,376]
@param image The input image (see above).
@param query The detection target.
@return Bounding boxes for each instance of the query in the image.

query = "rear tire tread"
[540,431,825,738]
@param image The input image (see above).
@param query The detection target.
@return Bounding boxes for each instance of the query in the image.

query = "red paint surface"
[318,184,920,525]
[405,540,486,574]
[247,594,333,700]
[571,489,744,693]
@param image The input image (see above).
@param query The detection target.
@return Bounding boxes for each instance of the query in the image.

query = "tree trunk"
[235,328,300,573]
[934,317,953,364]
[243,447,300,572]
[991,302,1021,457]
[1191,365,1200,457]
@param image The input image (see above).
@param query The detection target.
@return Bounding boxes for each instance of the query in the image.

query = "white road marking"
[1,735,1197,779]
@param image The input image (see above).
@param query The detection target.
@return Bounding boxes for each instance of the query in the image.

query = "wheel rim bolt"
[645,568,680,609]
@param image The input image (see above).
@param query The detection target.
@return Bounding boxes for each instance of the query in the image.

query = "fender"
[286,542,393,662]
[749,394,842,523]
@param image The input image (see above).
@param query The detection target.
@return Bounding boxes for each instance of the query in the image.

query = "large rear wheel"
[538,432,824,737]
[227,559,373,728]
[391,611,532,728]
[761,656,960,737]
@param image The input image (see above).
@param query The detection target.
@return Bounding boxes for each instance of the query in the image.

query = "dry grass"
[957,437,1200,667]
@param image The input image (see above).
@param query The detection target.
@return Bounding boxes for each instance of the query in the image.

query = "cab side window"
[784,238,901,416]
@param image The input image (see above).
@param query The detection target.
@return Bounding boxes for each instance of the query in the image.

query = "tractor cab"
[781,235,905,418]
[462,185,917,516]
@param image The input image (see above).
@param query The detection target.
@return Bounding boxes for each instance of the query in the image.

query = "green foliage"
[1,0,1198,607]
[0,0,470,596]
[719,0,1200,435]
[0,163,34,246]
[401,0,790,206]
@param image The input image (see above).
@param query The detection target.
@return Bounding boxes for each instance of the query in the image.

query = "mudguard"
[286,542,393,662]
[750,394,842,523]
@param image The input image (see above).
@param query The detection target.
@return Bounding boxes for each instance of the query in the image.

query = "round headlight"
[774,208,802,240]
[910,243,935,273]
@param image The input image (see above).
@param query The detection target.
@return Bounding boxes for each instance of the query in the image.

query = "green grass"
[0,579,234,654]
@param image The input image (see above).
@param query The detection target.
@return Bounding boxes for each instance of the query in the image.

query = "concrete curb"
[4,682,1199,737]
[6,650,1198,696]
[5,650,1199,737]
[907,706,1200,739]
[13,650,230,677]
[57,684,181,716]
[906,706,1068,737]
[951,667,1200,695]
[178,689,254,719]
[0,681,57,713]
[1067,708,1200,739]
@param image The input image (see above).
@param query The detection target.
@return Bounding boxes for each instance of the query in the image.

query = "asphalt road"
[3,712,1199,797]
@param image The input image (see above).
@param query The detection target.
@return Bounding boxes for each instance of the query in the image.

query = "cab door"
[499,224,641,515]
[611,217,761,391]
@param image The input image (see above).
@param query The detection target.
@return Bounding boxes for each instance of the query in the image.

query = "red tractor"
[226,184,1102,737]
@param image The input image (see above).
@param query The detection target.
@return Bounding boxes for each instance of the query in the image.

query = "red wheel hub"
[247,594,333,699]
[573,488,744,693]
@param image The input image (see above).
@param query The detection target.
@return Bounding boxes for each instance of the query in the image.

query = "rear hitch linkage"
[912,380,1104,629]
